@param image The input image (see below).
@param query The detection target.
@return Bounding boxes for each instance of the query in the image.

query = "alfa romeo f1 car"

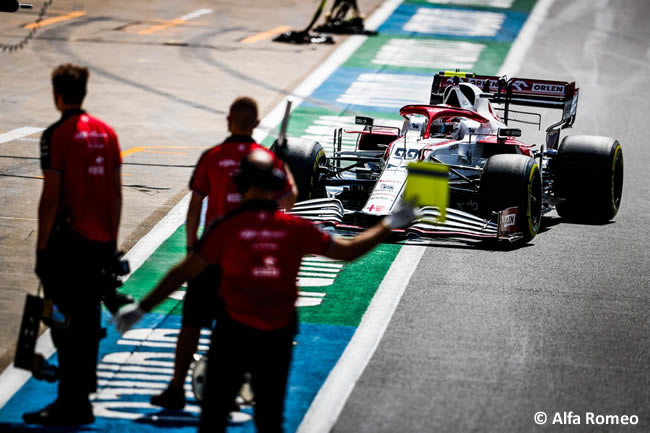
[280,71,624,243]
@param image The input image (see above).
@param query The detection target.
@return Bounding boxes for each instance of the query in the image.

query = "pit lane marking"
[120,145,200,158]
[137,9,213,35]
[337,72,431,109]
[254,0,404,144]
[23,10,86,30]
[499,0,555,76]
[427,0,514,8]
[404,8,505,37]
[372,38,485,70]
[0,127,44,144]
[241,25,293,44]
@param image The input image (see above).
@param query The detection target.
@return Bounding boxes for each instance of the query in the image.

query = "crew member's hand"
[35,248,49,282]
[112,303,144,335]
[383,199,418,229]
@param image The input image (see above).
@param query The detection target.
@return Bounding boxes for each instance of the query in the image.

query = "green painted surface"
[342,34,511,75]
[261,106,404,148]
[121,226,187,315]
[299,243,401,327]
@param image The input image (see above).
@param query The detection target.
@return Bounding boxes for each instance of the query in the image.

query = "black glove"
[35,249,50,282]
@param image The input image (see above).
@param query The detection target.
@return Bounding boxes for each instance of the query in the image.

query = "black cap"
[234,149,286,193]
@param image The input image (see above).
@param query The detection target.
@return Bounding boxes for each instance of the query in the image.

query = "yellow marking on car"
[241,26,292,44]
[24,11,86,30]
[442,70,476,78]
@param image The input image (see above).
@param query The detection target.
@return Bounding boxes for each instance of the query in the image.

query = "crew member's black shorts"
[181,266,221,329]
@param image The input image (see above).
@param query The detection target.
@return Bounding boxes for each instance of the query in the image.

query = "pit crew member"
[24,64,122,426]
[149,96,297,410]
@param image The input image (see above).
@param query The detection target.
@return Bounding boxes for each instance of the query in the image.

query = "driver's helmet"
[430,118,465,139]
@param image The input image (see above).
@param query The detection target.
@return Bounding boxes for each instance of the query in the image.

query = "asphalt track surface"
[0,0,648,432]
[334,1,650,432]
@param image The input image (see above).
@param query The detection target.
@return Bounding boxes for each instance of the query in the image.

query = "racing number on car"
[394,148,419,160]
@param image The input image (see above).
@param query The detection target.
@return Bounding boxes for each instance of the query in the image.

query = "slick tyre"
[480,154,542,242]
[275,139,327,202]
[554,135,623,222]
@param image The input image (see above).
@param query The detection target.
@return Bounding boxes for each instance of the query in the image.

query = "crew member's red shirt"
[189,136,291,223]
[40,109,121,242]
[197,201,332,331]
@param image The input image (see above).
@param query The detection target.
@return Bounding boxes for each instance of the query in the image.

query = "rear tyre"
[273,139,327,202]
[554,135,623,222]
[480,154,542,242]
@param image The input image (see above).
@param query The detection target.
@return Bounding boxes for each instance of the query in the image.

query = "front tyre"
[554,135,623,222]
[272,139,327,202]
[480,154,542,242]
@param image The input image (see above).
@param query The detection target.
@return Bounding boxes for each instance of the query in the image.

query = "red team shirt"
[197,203,332,331]
[40,109,122,242]
[189,136,291,223]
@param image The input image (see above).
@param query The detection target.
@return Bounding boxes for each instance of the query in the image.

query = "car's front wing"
[287,199,523,242]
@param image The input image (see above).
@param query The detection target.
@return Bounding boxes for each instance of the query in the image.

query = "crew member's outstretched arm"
[114,253,207,334]
[324,200,417,262]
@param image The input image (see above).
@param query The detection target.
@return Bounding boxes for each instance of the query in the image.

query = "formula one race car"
[280,71,624,243]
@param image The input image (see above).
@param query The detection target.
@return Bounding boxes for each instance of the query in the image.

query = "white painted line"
[404,8,505,37]
[179,8,212,21]
[296,277,336,287]
[372,38,485,70]
[362,0,403,30]
[0,216,38,221]
[297,245,426,433]
[298,291,326,298]
[253,0,404,143]
[427,0,514,8]
[121,193,190,282]
[0,127,44,144]
[0,329,55,408]
[337,73,431,109]
[499,0,556,76]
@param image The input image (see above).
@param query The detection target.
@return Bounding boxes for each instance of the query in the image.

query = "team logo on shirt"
[238,229,287,240]
[252,256,280,278]
[219,159,238,168]
[227,193,242,203]
[88,156,105,176]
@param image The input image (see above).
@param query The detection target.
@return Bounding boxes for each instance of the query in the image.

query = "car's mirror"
[497,128,522,138]
[355,116,374,126]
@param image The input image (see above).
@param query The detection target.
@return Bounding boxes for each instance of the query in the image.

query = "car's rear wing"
[429,71,579,130]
